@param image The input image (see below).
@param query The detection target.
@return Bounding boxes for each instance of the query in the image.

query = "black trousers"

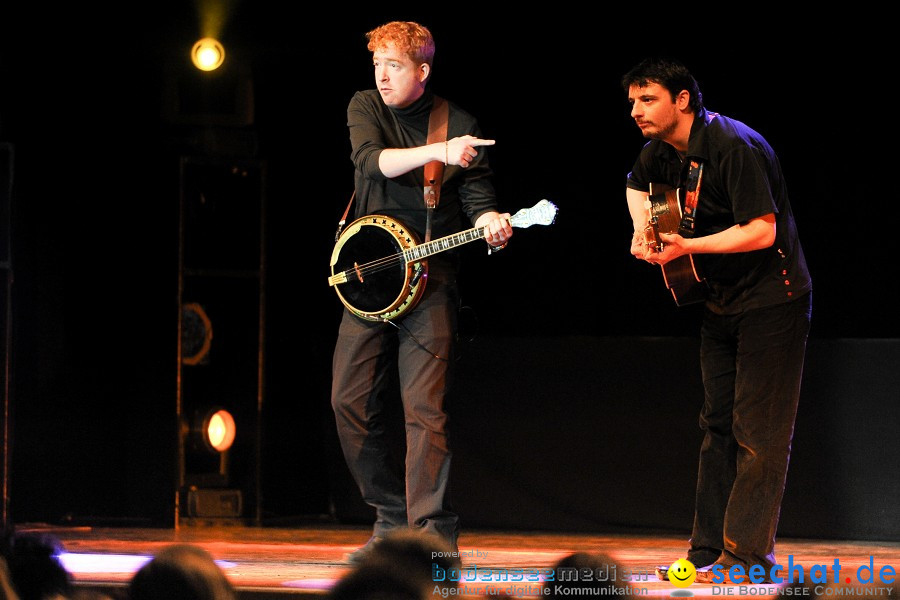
[689,292,812,572]
[331,268,460,545]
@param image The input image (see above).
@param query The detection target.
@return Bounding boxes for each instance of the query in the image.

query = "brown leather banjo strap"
[336,97,448,245]
[423,96,448,243]
[334,190,356,242]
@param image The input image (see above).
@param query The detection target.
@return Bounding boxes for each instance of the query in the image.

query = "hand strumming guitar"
[631,225,689,266]
[641,231,690,266]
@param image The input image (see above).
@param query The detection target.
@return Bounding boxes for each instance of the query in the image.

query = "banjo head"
[331,216,427,321]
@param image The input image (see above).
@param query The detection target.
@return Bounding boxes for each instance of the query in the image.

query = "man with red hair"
[330,20,512,563]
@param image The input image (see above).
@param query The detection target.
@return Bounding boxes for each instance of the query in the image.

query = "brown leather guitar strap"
[680,160,703,237]
[423,95,448,243]
[679,112,717,237]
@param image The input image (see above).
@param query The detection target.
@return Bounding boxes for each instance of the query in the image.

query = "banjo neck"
[403,227,486,263]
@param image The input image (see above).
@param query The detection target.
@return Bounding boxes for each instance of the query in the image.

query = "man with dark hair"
[622,57,812,583]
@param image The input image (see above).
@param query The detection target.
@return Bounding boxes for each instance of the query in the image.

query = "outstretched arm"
[378,135,495,178]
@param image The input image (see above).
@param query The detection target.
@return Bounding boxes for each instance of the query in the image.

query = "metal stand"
[1,142,14,532]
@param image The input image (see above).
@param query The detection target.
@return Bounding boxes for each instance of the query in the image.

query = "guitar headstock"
[509,199,558,228]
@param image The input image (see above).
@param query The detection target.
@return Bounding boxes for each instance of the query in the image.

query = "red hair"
[366,21,435,66]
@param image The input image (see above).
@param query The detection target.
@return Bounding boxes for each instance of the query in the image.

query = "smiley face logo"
[668,558,697,587]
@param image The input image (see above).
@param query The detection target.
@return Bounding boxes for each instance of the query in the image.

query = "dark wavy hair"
[621,57,704,113]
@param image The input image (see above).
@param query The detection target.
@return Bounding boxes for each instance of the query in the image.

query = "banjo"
[327,199,558,322]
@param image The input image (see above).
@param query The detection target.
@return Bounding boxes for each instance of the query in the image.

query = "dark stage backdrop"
[0,5,896,540]
[327,336,900,542]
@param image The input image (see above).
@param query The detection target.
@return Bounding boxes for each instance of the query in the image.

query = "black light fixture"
[178,301,242,519]
[180,302,234,480]
[179,403,242,519]
[181,405,236,485]
[181,302,213,365]
[176,155,266,525]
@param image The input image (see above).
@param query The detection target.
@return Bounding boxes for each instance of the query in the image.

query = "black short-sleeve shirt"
[626,109,811,314]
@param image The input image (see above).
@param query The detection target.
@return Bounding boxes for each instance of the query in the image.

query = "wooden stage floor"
[19,522,900,599]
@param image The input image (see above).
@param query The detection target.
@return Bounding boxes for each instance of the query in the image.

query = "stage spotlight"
[181,406,243,519]
[201,408,236,453]
[191,37,225,71]
[185,406,236,455]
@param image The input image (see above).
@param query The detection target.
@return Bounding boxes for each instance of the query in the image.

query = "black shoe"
[687,550,722,569]
[345,536,383,565]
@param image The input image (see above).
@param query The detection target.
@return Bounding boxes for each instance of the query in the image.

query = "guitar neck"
[403,227,486,262]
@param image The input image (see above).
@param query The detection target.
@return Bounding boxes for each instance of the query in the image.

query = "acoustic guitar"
[643,182,708,306]
[328,199,558,321]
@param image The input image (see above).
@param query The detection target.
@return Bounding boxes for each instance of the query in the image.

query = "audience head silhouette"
[1,529,71,600]
[544,551,629,599]
[357,529,460,575]
[327,563,425,600]
[330,529,462,599]
[127,543,236,600]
